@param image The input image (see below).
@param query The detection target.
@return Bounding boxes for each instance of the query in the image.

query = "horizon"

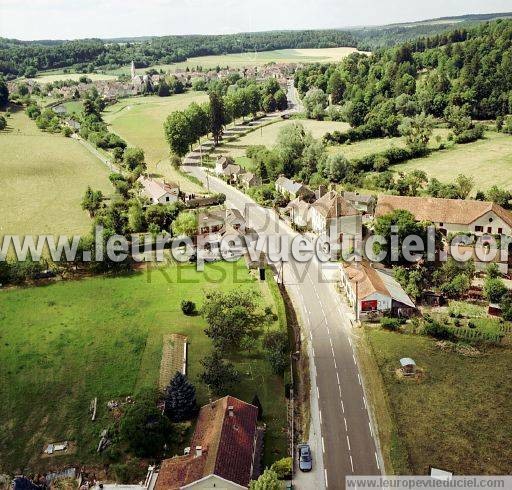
[0,0,511,41]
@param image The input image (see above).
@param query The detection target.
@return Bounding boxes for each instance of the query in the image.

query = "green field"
[103,93,208,192]
[0,108,112,237]
[364,326,512,475]
[327,128,451,160]
[394,131,512,191]
[217,119,350,158]
[109,47,362,75]
[0,262,288,472]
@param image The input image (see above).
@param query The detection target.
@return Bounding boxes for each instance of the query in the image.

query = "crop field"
[103,93,208,192]
[0,109,112,237]
[0,262,288,472]
[217,119,350,158]
[393,131,512,191]
[362,326,512,475]
[109,47,363,75]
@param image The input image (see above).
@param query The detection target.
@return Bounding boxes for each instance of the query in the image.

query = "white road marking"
[317,386,320,400]
[340,398,345,413]
[348,337,352,347]
[331,346,335,357]
[336,372,340,385]
[369,421,374,437]
[350,454,354,472]
[358,373,362,385]
[363,396,368,410]
[324,469,328,488]
[322,436,325,453]
[319,409,322,425]
[346,435,351,451]
[333,358,337,369]
[375,451,380,469]
[344,417,348,431]
[329,337,333,348]
[353,353,357,365]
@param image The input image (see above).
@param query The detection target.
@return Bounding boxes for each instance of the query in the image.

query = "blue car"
[298,444,312,472]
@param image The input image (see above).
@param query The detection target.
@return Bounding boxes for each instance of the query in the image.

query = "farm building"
[340,261,416,318]
[137,176,180,205]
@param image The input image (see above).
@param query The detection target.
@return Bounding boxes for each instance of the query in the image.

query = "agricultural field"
[217,119,350,158]
[103,93,208,193]
[361,325,512,475]
[26,72,118,84]
[0,262,288,472]
[0,108,112,237]
[393,131,512,192]
[327,128,451,160]
[109,47,363,75]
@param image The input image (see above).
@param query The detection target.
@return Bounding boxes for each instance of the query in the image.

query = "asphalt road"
[182,166,383,489]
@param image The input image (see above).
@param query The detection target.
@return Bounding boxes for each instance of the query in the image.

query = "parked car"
[298,444,312,472]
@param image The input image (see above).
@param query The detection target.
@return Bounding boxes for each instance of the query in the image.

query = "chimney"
[228,405,234,417]
[195,446,203,457]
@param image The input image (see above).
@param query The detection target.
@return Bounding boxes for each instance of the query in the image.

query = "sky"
[1,0,511,40]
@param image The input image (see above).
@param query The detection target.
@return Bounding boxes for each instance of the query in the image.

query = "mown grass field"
[103,93,208,193]
[29,73,118,84]
[0,262,288,472]
[108,47,362,75]
[327,128,451,160]
[363,326,512,475]
[394,131,512,191]
[0,108,112,237]
[217,119,350,158]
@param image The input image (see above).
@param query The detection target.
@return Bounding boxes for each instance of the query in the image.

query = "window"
[498,227,503,234]
[487,227,492,233]
[475,226,484,233]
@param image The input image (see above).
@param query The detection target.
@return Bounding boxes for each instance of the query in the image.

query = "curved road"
[182,166,383,489]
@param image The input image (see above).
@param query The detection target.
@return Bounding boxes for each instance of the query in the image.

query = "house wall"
[435,211,512,236]
[157,192,179,205]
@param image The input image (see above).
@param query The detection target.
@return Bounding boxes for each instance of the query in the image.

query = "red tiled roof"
[155,396,258,490]
[376,195,512,227]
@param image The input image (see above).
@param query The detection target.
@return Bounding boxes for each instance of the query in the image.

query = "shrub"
[483,277,508,303]
[423,319,456,341]
[380,317,400,331]
[454,125,484,144]
[271,457,293,479]
[181,300,196,316]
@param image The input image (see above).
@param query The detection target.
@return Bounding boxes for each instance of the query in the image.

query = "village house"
[137,175,180,204]
[343,191,377,216]
[284,198,311,228]
[238,172,261,189]
[309,191,362,255]
[215,156,243,184]
[340,261,416,318]
[275,176,314,201]
[154,396,261,490]
[375,195,512,237]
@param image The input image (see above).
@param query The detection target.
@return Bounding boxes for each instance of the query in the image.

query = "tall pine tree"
[164,372,198,422]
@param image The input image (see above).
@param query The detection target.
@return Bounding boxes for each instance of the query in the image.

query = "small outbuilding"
[399,358,416,375]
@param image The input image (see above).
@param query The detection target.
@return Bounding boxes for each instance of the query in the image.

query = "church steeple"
[131,61,136,79]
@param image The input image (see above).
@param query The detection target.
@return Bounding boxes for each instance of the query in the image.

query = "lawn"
[327,128,451,160]
[0,262,288,472]
[393,131,512,192]
[217,119,350,158]
[103,93,208,193]
[108,47,363,75]
[0,108,112,237]
[362,326,512,475]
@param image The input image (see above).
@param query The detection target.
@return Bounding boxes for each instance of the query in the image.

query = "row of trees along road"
[164,78,287,157]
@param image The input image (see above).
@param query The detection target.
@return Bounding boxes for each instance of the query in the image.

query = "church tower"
[131,61,136,79]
